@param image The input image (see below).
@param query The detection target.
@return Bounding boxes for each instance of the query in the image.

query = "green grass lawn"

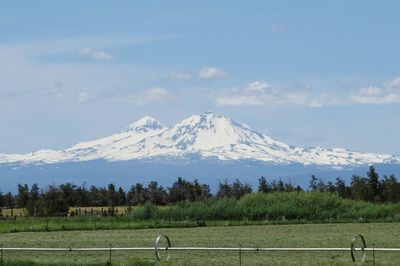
[0,223,400,265]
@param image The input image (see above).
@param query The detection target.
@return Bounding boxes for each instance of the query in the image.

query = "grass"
[1,193,400,265]
[0,216,205,234]
[1,215,400,235]
[0,223,400,265]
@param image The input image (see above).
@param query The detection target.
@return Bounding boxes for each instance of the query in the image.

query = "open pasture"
[0,223,400,265]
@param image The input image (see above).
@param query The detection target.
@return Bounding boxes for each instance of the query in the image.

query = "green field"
[0,223,400,265]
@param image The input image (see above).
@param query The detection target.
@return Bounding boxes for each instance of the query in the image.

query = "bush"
[128,192,400,222]
[132,202,159,220]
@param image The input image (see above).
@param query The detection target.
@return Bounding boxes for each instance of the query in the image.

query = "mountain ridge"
[1,112,399,166]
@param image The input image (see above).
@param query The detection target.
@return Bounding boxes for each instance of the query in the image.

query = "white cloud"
[357,86,382,96]
[215,77,400,107]
[169,71,191,81]
[77,48,113,60]
[216,81,307,107]
[77,92,91,103]
[388,77,400,88]
[0,38,167,105]
[55,93,63,102]
[216,95,264,106]
[128,87,169,105]
[350,94,400,105]
[269,22,287,33]
[245,81,269,92]
[349,78,400,105]
[198,67,226,79]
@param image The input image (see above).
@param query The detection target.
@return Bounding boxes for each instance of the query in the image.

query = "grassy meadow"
[1,192,400,265]
[0,223,400,265]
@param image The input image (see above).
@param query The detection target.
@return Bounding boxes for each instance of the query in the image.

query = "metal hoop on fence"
[154,234,171,261]
[350,234,366,262]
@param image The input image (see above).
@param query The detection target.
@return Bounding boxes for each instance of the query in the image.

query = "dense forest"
[0,166,399,217]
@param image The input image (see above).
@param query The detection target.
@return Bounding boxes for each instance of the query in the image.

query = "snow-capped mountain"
[1,112,399,166]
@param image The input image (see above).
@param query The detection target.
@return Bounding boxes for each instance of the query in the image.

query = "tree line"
[0,166,399,216]
[307,166,400,202]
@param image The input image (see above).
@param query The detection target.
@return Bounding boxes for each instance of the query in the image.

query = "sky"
[1,0,400,155]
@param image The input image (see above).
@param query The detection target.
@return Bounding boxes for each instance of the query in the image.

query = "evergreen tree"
[381,174,400,202]
[59,183,76,207]
[216,180,232,199]
[326,181,336,193]
[294,185,303,192]
[350,175,369,201]
[3,192,14,208]
[89,185,101,206]
[367,166,381,202]
[309,175,318,192]
[335,177,348,198]
[284,180,294,192]
[107,183,117,206]
[127,183,147,205]
[258,176,271,193]
[17,184,29,208]
[276,180,285,192]
[317,179,327,192]
[76,183,90,206]
[169,177,188,202]
[147,181,167,205]
[27,183,42,216]
[0,190,4,207]
[43,185,69,215]
[231,179,252,199]
[200,184,212,200]
[117,187,127,205]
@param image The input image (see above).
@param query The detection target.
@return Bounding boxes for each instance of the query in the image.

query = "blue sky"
[1,0,400,154]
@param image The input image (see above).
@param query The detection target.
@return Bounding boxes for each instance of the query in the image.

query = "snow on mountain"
[0,113,399,166]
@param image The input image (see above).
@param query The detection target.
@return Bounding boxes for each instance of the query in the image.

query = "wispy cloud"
[216,95,264,106]
[269,22,287,33]
[169,71,191,81]
[349,79,400,105]
[198,67,226,79]
[77,92,92,103]
[7,34,169,56]
[245,81,269,92]
[127,87,169,105]
[76,48,113,60]
[0,35,167,105]
[215,77,400,107]
[215,81,300,107]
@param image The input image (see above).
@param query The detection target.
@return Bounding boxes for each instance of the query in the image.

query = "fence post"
[109,243,112,265]
[239,244,242,266]
[373,243,375,266]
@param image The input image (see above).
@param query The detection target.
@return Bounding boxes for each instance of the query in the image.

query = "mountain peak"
[1,113,399,166]
[180,112,227,125]
[123,116,164,132]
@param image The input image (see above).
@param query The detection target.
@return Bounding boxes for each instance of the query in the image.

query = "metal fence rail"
[2,247,400,252]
